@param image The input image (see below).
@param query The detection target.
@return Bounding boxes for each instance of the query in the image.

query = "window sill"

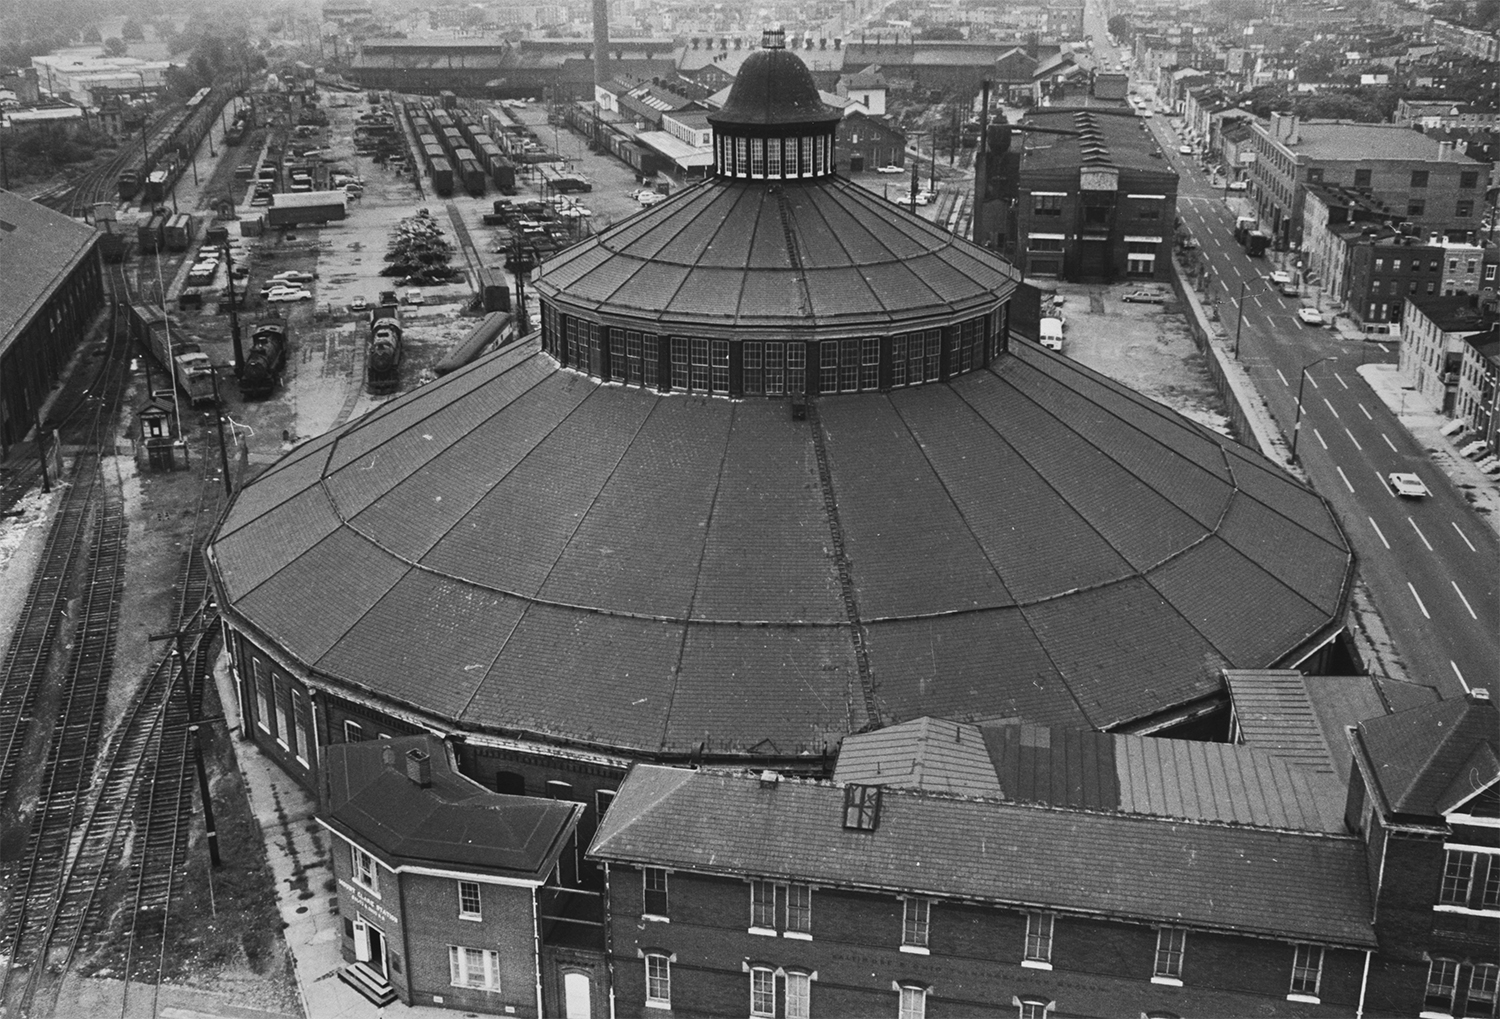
[642,914,670,924]
[645,1001,672,1011]
[1418,1012,1453,1019]
[1287,994,1320,1005]
[459,914,482,922]
[899,945,930,955]
[1021,960,1053,971]
[784,931,813,941]
[1151,976,1183,987]
[748,927,777,937]
[1433,904,1500,917]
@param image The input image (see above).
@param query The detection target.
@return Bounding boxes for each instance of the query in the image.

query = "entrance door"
[564,971,591,1019]
[354,917,389,979]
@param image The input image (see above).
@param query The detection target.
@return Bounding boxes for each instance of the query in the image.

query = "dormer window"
[843,784,881,830]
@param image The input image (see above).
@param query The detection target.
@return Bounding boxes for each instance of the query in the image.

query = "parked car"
[1122,290,1168,304]
[350,295,369,312]
[1279,281,1300,297]
[1269,270,1292,285]
[1227,180,1248,191]
[914,190,933,206]
[265,286,313,302]
[875,164,903,174]
[1177,144,1193,155]
[405,289,425,306]
[1296,307,1324,326]
[637,191,667,207]
[551,176,593,193]
[269,270,315,285]
[1386,472,1430,498]
[1039,318,1064,351]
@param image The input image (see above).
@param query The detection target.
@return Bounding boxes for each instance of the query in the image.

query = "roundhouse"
[209,32,1353,830]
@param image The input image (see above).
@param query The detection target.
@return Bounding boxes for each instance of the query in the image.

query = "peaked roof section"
[0,188,100,348]
[209,337,1353,758]
[533,176,1019,336]
[590,765,1376,947]
[835,716,1345,830]
[320,734,580,878]
[209,338,1354,758]
[1355,689,1499,818]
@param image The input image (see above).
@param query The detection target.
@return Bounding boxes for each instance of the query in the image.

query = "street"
[1083,12,1499,697]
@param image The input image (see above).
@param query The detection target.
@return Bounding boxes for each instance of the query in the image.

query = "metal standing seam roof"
[834,715,1346,831]
[532,176,1020,337]
[588,765,1377,947]
[209,331,1353,759]
[0,189,100,349]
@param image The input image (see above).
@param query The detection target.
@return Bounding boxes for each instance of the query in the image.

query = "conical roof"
[706,28,841,128]
[209,340,1353,758]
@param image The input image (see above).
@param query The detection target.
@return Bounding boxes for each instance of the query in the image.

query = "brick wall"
[602,863,1368,1018]
[401,871,541,1014]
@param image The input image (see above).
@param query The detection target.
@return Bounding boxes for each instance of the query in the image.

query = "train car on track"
[118,169,141,201]
[137,211,168,254]
[366,300,403,393]
[433,311,515,376]
[128,302,218,406]
[240,315,289,399]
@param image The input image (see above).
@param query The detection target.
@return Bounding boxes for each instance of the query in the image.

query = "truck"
[164,213,195,252]
[1244,230,1270,258]
[266,190,348,228]
[1233,215,1257,245]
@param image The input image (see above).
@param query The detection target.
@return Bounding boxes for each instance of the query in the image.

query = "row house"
[1399,294,1491,413]
[1454,329,1499,450]
[590,693,1499,1019]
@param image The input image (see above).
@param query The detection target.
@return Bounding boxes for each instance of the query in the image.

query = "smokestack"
[593,0,609,89]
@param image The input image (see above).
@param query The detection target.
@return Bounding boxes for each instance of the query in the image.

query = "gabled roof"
[590,765,1376,947]
[0,189,100,349]
[320,734,580,879]
[1355,689,1498,818]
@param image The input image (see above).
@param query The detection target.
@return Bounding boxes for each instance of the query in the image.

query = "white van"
[1039,318,1064,352]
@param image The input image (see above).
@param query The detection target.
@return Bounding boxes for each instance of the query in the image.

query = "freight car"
[240,315,289,399]
[366,300,403,393]
[429,156,454,197]
[128,302,217,406]
[433,312,515,376]
[137,211,168,254]
[164,213,195,252]
[456,156,486,197]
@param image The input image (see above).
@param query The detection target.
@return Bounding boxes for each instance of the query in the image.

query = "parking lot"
[1038,280,1233,436]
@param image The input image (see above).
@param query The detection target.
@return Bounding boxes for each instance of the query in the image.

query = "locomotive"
[240,315,289,399]
[366,300,404,393]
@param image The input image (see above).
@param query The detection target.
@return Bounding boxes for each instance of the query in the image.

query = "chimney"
[1287,114,1299,144]
[759,769,781,789]
[405,747,432,787]
[1437,140,1453,159]
[592,0,609,90]
[1430,232,1441,245]
[381,744,396,767]
[834,37,842,49]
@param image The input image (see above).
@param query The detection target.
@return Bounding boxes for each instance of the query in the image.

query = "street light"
[1289,355,1337,465]
[1234,275,1273,360]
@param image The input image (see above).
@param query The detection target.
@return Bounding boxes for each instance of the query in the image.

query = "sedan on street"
[1296,307,1324,326]
[265,287,312,303]
[1122,290,1168,304]
[1387,472,1431,498]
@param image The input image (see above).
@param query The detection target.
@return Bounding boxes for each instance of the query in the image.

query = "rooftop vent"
[1471,688,1491,703]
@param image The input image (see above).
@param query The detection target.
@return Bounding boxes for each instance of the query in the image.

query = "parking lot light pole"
[1290,355,1337,465]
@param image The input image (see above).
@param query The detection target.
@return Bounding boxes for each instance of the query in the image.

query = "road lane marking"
[1452,522,1476,552]
[1451,662,1470,692]
[1344,427,1362,450]
[1408,583,1430,619]
[1307,374,1320,390]
[1336,466,1354,492]
[1334,372,1349,389]
[1452,582,1478,620]
[1368,516,1389,548]
[1322,397,1340,419]
[1382,433,1397,452]
[1315,428,1327,449]
[1261,313,1277,330]
[1276,368,1289,387]
[1408,517,1432,550]
[1377,343,1389,353]
[1358,402,1371,419]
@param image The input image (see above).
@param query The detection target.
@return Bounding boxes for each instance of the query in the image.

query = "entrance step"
[338,962,398,1007]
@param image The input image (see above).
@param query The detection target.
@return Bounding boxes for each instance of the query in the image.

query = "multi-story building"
[590,692,1500,1019]
[1004,107,1179,281]
[1400,293,1491,413]
[1247,113,1488,249]
[1455,328,1499,448]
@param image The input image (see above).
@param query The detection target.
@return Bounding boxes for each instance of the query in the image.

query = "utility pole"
[972,79,991,246]
[209,369,232,497]
[34,407,51,493]
[221,241,244,376]
[148,624,223,867]
[1289,356,1336,464]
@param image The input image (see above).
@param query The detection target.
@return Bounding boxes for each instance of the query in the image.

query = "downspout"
[605,861,616,1019]
[533,875,545,1019]
[1357,948,1372,1018]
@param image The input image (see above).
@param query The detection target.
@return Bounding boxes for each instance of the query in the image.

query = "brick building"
[590,693,1499,1018]
[1454,329,1499,449]
[1247,113,1488,249]
[1004,107,1179,281]
[319,735,588,1014]
[1400,294,1491,413]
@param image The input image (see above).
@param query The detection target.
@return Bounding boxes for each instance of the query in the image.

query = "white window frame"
[458,879,482,921]
[343,719,363,742]
[643,867,669,920]
[645,953,671,1009]
[351,846,379,896]
[1288,943,1323,1002]
[449,944,500,990]
[1422,957,1459,1018]
[901,897,931,953]
[1023,911,1054,968]
[786,970,812,1019]
[750,966,776,1018]
[1152,927,1186,984]
[254,662,273,735]
[897,983,927,1019]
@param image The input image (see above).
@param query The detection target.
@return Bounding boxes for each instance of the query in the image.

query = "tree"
[104,36,127,57]
[121,18,144,41]
[1107,14,1132,38]
[83,24,101,43]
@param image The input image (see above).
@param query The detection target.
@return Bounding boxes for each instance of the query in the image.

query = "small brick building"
[319,735,589,1015]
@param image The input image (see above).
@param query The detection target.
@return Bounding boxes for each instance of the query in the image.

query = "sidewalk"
[212,654,459,1019]
[1355,362,1500,539]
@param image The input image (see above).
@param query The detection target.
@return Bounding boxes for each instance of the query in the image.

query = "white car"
[1296,307,1324,326]
[1227,180,1248,191]
[265,286,312,302]
[637,191,667,207]
[875,164,904,174]
[1387,472,1430,498]
[1269,270,1292,286]
[405,289,425,306]
[1177,144,1193,155]
[914,190,933,206]
[350,295,369,312]
[269,270,315,285]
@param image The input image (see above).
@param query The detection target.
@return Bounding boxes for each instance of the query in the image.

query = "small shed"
[135,396,188,471]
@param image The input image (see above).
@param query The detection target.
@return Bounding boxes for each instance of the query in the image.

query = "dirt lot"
[1040,280,1232,436]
